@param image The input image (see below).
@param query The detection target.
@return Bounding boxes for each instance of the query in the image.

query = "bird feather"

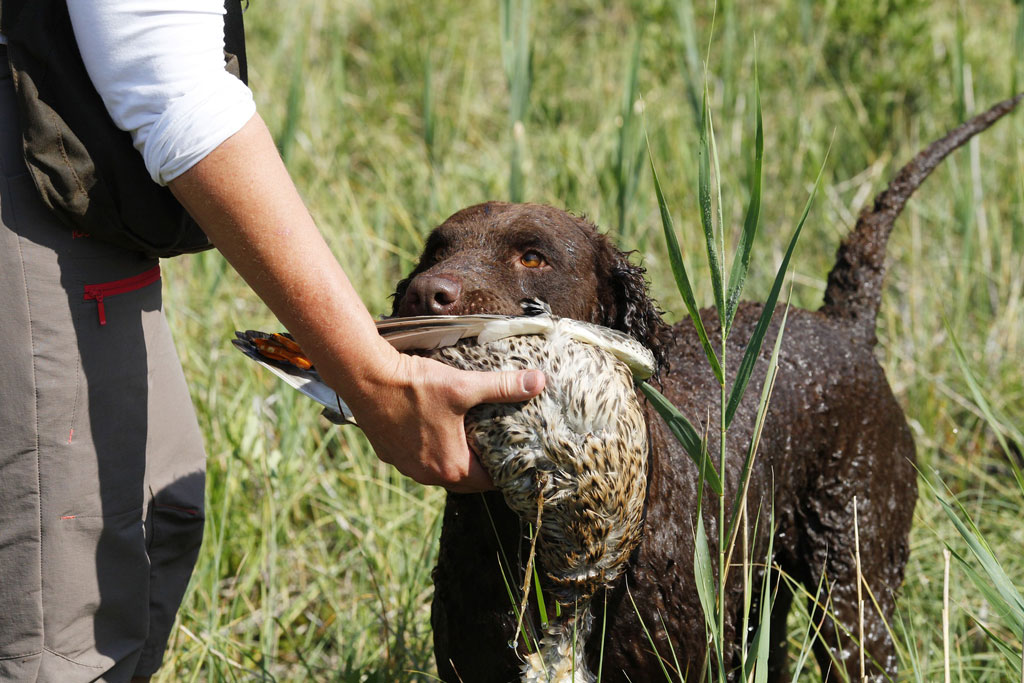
[234,305,654,425]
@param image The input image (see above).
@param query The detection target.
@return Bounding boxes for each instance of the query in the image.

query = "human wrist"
[313,330,409,411]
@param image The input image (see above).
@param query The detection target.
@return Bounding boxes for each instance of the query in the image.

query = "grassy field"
[157,0,1024,680]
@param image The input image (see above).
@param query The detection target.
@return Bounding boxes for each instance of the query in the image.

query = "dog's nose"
[401,274,463,315]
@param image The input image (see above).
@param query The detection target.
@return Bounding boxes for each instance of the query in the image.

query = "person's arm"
[168,114,544,491]
[66,1,543,490]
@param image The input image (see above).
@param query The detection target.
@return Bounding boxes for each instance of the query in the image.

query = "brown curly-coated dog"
[392,96,1021,682]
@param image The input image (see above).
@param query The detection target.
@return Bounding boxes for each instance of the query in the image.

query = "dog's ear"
[390,275,413,317]
[596,236,669,373]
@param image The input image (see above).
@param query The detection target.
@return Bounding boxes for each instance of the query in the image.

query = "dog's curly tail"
[821,93,1023,344]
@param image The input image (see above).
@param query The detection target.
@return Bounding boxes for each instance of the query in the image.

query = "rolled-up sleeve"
[67,0,256,185]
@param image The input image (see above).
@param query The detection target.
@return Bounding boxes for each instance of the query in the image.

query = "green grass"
[158,1,1024,679]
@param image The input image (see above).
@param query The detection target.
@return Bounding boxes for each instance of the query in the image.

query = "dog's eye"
[520,250,546,268]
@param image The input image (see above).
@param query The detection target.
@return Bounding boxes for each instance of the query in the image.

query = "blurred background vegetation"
[158,0,1024,679]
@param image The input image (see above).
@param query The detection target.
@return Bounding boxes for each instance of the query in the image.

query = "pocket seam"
[42,647,105,670]
[0,649,43,662]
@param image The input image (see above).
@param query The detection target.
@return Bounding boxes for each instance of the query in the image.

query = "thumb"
[458,368,546,407]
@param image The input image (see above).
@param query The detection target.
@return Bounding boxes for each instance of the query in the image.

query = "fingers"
[453,368,546,409]
[338,354,544,494]
[409,365,544,490]
[442,446,495,494]
[388,437,494,493]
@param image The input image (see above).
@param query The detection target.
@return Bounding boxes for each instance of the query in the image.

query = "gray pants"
[0,56,206,681]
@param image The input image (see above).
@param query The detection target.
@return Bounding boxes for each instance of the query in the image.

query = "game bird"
[233,300,656,682]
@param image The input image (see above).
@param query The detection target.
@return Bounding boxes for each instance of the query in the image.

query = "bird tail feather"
[521,606,596,683]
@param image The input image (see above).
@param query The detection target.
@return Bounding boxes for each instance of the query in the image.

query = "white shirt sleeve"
[66,0,256,186]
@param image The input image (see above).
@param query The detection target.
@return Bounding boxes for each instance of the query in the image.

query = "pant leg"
[134,298,207,677]
[0,128,45,682]
[0,53,206,683]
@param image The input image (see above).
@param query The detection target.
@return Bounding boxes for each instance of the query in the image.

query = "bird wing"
[233,314,559,426]
[555,320,656,380]
[233,332,355,424]
[376,314,553,350]
[235,308,656,424]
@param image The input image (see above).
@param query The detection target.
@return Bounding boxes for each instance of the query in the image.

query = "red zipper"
[83,265,161,326]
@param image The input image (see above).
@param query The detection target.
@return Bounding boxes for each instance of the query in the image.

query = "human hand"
[335,351,545,493]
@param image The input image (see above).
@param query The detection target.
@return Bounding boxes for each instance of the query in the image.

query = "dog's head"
[392,201,668,367]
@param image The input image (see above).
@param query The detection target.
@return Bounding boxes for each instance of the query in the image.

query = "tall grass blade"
[484,498,539,653]
[896,609,927,683]
[422,56,436,167]
[532,550,549,628]
[509,126,525,203]
[948,554,1024,673]
[278,36,306,166]
[724,58,763,334]
[640,382,722,494]
[944,318,1024,492]
[949,522,1024,631]
[500,0,512,75]
[673,0,702,123]
[615,29,646,239]
[952,3,967,123]
[501,0,533,203]
[744,509,775,683]
[709,96,726,314]
[658,612,684,683]
[625,582,676,681]
[513,1,533,122]
[698,87,727,327]
[928,480,1024,631]
[694,512,724,678]
[724,143,830,427]
[952,547,1024,633]
[1014,0,1024,96]
[498,559,538,655]
[725,298,789,549]
[788,569,826,681]
[647,140,723,382]
[597,590,607,682]
[972,619,1024,673]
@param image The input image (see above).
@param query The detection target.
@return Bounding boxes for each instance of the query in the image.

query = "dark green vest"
[1,1,248,258]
